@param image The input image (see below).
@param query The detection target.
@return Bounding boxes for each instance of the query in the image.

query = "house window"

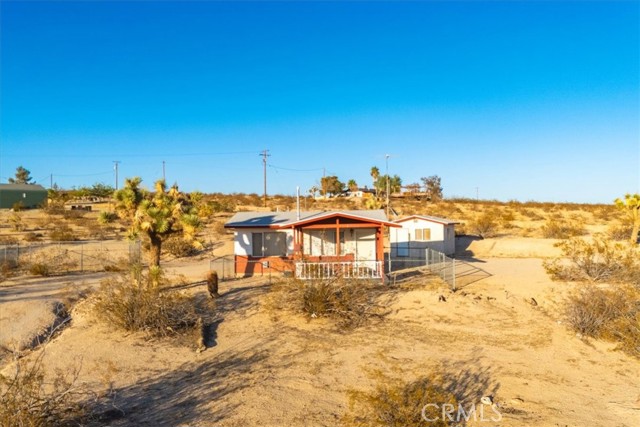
[415,228,431,241]
[252,232,286,257]
[307,229,337,256]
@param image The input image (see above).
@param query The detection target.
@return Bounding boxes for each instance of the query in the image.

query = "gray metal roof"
[225,209,393,228]
[394,214,459,225]
[0,183,47,192]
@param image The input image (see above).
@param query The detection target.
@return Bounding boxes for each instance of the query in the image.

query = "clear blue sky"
[1,1,638,203]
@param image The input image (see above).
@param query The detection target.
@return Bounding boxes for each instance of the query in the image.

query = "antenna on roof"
[296,186,300,220]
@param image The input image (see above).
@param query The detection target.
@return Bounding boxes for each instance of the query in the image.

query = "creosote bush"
[268,277,387,329]
[541,217,586,239]
[543,236,639,285]
[97,211,118,225]
[92,265,201,338]
[564,284,640,358]
[343,373,459,427]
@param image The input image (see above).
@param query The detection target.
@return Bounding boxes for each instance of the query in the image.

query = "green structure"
[0,184,48,209]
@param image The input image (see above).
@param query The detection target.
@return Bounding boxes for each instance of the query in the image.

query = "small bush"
[9,212,24,231]
[344,374,459,427]
[164,237,198,258]
[0,351,95,427]
[541,217,586,239]
[92,266,201,338]
[564,284,640,358]
[24,232,43,242]
[269,278,387,329]
[608,223,633,241]
[468,212,498,238]
[29,262,51,277]
[49,224,77,242]
[543,236,639,284]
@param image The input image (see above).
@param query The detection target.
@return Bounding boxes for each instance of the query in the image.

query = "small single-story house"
[390,215,458,257]
[0,184,48,209]
[224,210,399,280]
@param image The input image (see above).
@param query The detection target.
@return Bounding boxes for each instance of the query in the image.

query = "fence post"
[452,257,456,291]
[80,243,84,273]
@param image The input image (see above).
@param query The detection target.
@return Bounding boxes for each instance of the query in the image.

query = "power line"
[267,164,324,173]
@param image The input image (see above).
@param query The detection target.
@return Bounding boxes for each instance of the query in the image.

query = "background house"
[390,215,458,257]
[0,184,48,209]
[224,210,398,279]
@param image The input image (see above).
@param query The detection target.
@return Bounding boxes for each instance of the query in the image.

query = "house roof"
[225,209,398,229]
[394,214,459,226]
[0,183,47,192]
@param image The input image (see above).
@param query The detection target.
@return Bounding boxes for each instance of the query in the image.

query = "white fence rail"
[295,261,382,280]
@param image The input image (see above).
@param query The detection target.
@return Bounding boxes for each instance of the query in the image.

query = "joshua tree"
[614,193,640,244]
[114,177,202,267]
[8,166,33,184]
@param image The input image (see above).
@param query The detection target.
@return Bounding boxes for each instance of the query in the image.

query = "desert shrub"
[468,212,498,239]
[9,212,24,231]
[0,235,19,245]
[344,374,459,427]
[24,232,43,242]
[62,209,86,220]
[269,278,387,329]
[543,236,639,284]
[49,224,78,242]
[564,284,640,358]
[608,223,633,242]
[97,211,118,225]
[29,262,51,277]
[163,236,198,258]
[540,217,586,239]
[0,348,96,427]
[92,266,201,338]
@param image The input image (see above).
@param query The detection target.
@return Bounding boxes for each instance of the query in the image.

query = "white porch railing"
[295,261,382,280]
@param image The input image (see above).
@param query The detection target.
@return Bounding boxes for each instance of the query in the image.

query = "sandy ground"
[1,250,638,426]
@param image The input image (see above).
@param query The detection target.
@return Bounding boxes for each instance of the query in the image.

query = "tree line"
[315,166,444,202]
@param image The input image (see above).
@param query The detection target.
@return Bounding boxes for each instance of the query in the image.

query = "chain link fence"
[0,240,141,276]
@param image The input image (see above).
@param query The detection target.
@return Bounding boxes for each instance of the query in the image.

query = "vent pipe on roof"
[296,186,300,220]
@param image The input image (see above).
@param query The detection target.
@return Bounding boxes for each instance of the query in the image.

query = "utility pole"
[50,174,53,189]
[385,154,390,217]
[475,187,479,202]
[261,149,270,207]
[113,161,120,191]
[162,160,166,181]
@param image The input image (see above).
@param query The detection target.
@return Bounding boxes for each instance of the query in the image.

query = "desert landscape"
[1,194,638,427]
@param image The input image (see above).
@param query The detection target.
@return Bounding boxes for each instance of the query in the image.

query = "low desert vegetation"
[467,211,499,239]
[564,285,640,358]
[544,236,639,285]
[92,265,210,341]
[540,216,587,239]
[545,234,640,358]
[344,373,459,427]
[268,277,389,329]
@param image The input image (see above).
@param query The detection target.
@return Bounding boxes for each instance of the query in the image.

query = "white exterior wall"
[234,229,295,257]
[390,219,456,256]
